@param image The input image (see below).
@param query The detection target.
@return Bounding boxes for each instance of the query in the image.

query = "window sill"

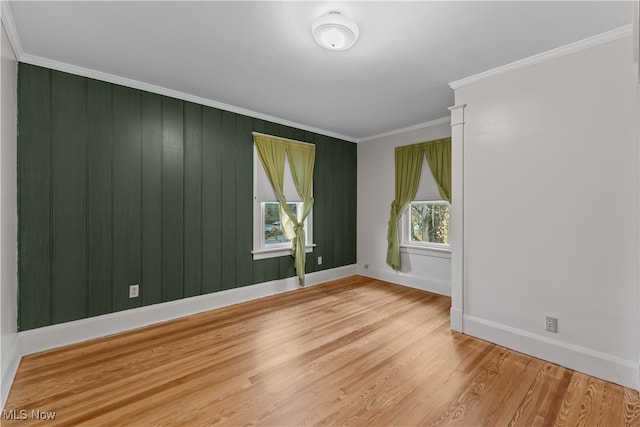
[400,244,451,259]
[252,244,316,260]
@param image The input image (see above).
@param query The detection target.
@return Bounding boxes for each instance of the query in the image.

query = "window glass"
[264,202,298,245]
[410,201,449,245]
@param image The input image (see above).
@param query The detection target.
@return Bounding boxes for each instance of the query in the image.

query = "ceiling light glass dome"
[312,12,359,51]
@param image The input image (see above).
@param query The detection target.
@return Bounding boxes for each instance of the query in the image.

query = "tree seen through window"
[410,202,449,244]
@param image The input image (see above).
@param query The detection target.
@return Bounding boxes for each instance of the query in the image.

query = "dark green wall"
[17,63,357,331]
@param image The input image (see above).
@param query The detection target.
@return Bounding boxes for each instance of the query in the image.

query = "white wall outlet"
[317,256,323,265]
[546,316,558,333]
[129,284,139,299]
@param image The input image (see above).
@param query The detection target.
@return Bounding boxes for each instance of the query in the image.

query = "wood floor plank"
[4,276,640,426]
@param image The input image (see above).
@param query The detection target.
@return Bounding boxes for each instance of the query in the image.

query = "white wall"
[0,20,19,408]
[455,36,639,388]
[357,122,452,295]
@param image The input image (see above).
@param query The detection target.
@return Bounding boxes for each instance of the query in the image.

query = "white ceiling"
[4,1,634,142]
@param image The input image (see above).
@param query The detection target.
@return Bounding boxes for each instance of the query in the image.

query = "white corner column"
[448,104,466,332]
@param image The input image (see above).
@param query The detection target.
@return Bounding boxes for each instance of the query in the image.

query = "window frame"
[400,200,451,258]
[251,145,315,260]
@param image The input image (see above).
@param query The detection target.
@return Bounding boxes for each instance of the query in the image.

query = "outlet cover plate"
[129,284,139,299]
[546,316,558,333]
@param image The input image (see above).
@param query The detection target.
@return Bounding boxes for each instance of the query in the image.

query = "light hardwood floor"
[4,275,640,426]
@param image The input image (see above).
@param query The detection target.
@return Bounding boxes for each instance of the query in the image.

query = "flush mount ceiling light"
[312,11,359,51]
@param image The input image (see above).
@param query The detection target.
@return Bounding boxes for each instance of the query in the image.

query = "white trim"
[449,25,632,90]
[450,307,463,332]
[400,200,450,252]
[448,104,466,126]
[355,117,451,144]
[464,314,639,390]
[448,104,466,333]
[1,336,19,410]
[357,265,450,297]
[17,54,357,143]
[400,245,451,259]
[18,265,356,356]
[0,2,23,60]
[252,244,315,260]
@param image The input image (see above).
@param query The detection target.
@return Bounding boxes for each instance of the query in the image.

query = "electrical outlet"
[546,316,558,333]
[317,256,323,265]
[364,264,369,269]
[129,284,139,299]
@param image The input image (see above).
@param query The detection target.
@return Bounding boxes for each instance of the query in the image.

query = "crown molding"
[449,25,632,90]
[0,1,24,59]
[355,116,450,143]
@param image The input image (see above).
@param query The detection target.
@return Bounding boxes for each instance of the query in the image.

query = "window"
[262,202,307,247]
[400,155,450,255]
[408,201,449,245]
[252,145,314,260]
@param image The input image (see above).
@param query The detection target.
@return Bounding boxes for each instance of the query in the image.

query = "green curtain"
[254,133,315,285]
[424,138,451,203]
[385,137,451,270]
[386,144,424,270]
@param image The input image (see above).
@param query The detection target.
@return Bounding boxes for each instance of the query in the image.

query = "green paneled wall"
[17,63,357,331]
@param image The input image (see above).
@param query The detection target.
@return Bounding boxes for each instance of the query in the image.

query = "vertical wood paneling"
[51,71,87,324]
[184,102,203,297]
[278,251,295,281]
[18,65,357,330]
[18,64,52,330]
[333,139,347,268]
[87,79,113,316]
[141,92,163,305]
[161,98,184,302]
[346,143,357,264]
[235,115,253,288]
[202,108,222,294]
[313,135,331,269]
[113,86,142,311]
[220,111,237,289]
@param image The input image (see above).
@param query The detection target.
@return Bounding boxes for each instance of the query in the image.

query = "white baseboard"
[464,314,639,390]
[1,335,20,410]
[450,307,463,332]
[18,265,357,357]
[356,265,451,297]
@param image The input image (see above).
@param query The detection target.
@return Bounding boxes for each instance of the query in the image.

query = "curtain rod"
[251,132,315,146]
